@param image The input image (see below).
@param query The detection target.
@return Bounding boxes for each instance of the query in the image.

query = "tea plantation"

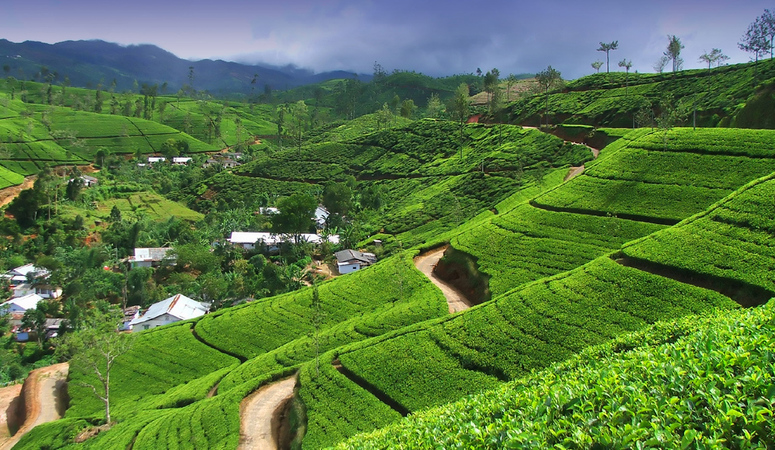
[5,57,775,450]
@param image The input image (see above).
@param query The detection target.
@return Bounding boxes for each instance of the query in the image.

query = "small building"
[121,305,141,331]
[335,250,377,275]
[314,206,329,229]
[2,264,61,299]
[0,293,45,314]
[129,294,210,332]
[228,232,339,251]
[172,157,192,165]
[81,175,98,187]
[148,157,166,164]
[128,248,175,268]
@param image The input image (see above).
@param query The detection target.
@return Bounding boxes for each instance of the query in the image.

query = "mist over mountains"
[0,39,367,96]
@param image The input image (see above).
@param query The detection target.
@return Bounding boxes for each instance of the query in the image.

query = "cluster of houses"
[1,215,379,339]
[0,264,63,341]
[137,152,245,169]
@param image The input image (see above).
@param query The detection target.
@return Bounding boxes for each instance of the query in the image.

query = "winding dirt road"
[414,247,472,313]
[238,376,297,450]
[0,363,69,450]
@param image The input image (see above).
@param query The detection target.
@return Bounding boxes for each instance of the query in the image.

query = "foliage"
[336,302,775,449]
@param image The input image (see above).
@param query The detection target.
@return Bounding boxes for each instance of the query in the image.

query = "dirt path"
[0,363,69,450]
[414,247,473,313]
[0,384,23,444]
[238,376,297,450]
[564,165,585,181]
[0,176,36,209]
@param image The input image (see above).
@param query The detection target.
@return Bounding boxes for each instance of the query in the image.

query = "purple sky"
[4,0,772,79]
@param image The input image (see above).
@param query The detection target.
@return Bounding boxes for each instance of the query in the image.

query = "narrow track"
[414,246,473,313]
[238,376,297,450]
[0,363,69,450]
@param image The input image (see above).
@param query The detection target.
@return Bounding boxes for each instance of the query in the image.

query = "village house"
[172,157,192,165]
[228,232,339,251]
[127,247,175,269]
[147,156,166,164]
[129,294,210,332]
[0,293,44,315]
[121,305,141,331]
[335,249,377,274]
[2,264,62,299]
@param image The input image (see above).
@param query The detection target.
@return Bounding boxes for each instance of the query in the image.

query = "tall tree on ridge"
[618,59,633,95]
[448,83,470,160]
[664,35,684,72]
[535,66,562,127]
[739,16,772,70]
[591,61,603,73]
[597,41,619,73]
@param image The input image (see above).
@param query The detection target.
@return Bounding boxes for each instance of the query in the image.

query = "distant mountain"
[0,39,366,96]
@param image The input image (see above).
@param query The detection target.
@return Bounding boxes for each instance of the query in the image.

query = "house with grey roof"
[129,294,210,332]
[335,249,377,274]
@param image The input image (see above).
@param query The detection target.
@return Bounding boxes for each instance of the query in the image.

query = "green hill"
[6,59,775,450]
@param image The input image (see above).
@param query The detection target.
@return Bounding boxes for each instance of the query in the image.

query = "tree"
[287,101,308,155]
[535,66,562,127]
[400,99,415,118]
[618,59,633,95]
[65,177,83,202]
[7,188,44,228]
[448,83,470,159]
[699,48,728,73]
[483,68,500,105]
[664,35,684,72]
[426,93,443,118]
[591,61,603,73]
[55,309,134,424]
[654,55,670,73]
[597,41,619,73]
[322,182,353,218]
[762,9,775,59]
[739,16,772,68]
[272,193,317,242]
[505,73,519,101]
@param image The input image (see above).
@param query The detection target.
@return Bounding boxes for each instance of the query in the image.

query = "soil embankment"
[414,246,475,313]
[0,363,69,450]
[238,376,297,450]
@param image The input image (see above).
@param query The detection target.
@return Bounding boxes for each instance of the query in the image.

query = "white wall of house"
[337,262,363,275]
[132,313,180,332]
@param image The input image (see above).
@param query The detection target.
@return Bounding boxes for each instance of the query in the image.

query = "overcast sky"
[4,0,772,79]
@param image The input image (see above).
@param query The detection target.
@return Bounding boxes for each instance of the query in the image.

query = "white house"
[148,157,166,164]
[2,264,61,298]
[128,248,175,268]
[228,232,339,251]
[314,206,329,229]
[129,294,210,332]
[335,250,377,275]
[172,157,192,165]
[0,293,45,314]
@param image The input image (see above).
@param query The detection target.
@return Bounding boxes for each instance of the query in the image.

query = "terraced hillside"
[332,174,775,448]
[504,58,775,128]
[203,119,592,246]
[295,128,775,447]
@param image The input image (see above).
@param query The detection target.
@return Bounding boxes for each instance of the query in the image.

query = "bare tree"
[535,66,562,127]
[597,41,619,73]
[739,16,772,66]
[653,55,670,73]
[618,59,633,95]
[762,9,775,59]
[55,310,134,424]
[699,48,728,73]
[591,61,604,73]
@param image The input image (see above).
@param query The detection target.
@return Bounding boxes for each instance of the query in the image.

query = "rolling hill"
[4,57,775,450]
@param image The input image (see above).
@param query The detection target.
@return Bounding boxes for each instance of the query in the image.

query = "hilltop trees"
[699,49,729,73]
[739,15,772,66]
[535,66,562,127]
[664,35,684,72]
[591,61,603,73]
[618,59,633,94]
[597,41,619,73]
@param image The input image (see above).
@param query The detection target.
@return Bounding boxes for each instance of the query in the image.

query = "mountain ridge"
[0,38,367,96]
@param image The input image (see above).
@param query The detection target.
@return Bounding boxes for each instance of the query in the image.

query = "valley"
[0,51,773,450]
